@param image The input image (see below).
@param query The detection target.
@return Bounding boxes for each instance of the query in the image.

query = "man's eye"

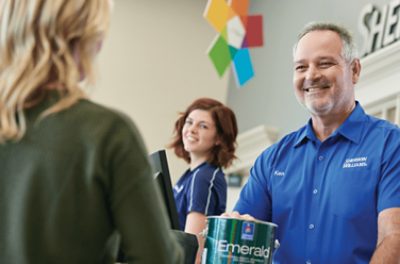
[295,65,307,71]
[320,62,334,68]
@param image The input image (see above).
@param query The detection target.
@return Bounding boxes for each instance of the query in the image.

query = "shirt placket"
[305,141,327,264]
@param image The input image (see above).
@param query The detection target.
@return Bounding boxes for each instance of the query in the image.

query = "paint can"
[202,216,278,264]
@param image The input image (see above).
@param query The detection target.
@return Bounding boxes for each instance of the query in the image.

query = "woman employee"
[169,98,238,263]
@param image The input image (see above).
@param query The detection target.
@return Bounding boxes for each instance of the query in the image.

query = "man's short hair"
[293,22,359,62]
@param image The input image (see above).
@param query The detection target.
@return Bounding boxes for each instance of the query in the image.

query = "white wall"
[91,0,229,182]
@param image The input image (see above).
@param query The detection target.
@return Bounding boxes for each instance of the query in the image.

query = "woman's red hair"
[169,98,238,168]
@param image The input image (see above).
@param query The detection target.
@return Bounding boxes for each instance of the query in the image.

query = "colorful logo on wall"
[204,0,263,87]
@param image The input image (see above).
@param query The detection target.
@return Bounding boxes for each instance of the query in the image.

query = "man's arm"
[370,208,400,264]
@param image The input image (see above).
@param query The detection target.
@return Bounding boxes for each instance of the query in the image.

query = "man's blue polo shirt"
[234,102,400,264]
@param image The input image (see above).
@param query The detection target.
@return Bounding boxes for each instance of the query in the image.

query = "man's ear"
[351,58,361,85]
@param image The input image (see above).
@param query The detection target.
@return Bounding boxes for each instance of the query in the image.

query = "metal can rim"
[207,215,278,227]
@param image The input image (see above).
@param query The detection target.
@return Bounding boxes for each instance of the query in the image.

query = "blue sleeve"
[378,130,400,212]
[188,168,224,215]
[234,148,273,221]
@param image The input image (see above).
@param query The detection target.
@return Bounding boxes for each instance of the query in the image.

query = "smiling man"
[230,22,400,263]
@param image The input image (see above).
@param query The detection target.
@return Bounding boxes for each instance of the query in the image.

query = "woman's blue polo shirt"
[173,162,227,231]
[234,102,400,264]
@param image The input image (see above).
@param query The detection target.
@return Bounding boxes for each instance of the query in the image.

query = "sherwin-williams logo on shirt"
[241,222,255,240]
[342,157,368,168]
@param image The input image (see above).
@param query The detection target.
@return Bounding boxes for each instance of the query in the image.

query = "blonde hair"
[0,0,111,142]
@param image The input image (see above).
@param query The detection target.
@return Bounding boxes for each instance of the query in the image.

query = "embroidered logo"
[274,170,285,176]
[241,221,255,240]
[174,185,184,193]
[342,157,368,168]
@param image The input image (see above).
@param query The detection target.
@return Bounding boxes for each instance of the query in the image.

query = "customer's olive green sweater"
[0,95,182,263]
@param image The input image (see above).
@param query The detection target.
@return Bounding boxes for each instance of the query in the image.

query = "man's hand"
[221,211,257,221]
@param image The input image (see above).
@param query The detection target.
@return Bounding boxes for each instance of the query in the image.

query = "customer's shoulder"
[75,100,134,125]
[75,99,123,118]
[66,99,142,139]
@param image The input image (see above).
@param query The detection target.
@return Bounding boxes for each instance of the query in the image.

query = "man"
[232,22,400,263]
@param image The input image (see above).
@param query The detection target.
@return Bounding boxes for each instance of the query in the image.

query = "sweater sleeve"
[104,115,183,264]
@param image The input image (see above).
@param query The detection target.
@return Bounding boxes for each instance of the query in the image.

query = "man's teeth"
[307,87,318,92]
[305,86,329,92]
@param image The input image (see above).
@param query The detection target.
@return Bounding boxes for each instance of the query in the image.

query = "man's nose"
[305,65,321,81]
